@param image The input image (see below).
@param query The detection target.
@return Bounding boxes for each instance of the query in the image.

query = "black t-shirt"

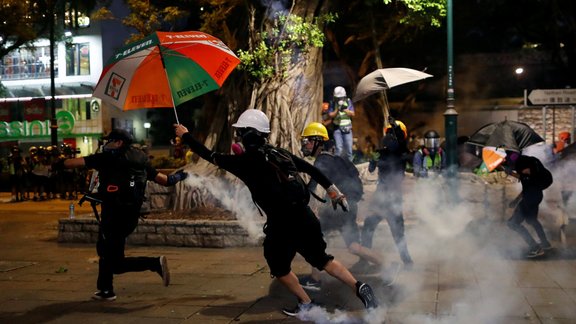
[84,147,158,204]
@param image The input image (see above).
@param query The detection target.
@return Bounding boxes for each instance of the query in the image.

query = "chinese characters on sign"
[527,89,576,105]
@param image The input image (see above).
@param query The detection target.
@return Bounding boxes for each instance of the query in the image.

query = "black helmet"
[104,129,133,145]
[424,130,440,150]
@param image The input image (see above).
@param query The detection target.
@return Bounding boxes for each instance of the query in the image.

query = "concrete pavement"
[2,194,576,323]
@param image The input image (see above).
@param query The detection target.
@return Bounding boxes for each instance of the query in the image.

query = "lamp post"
[49,2,58,146]
[444,0,458,178]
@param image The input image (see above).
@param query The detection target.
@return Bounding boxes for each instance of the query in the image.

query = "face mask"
[236,128,265,152]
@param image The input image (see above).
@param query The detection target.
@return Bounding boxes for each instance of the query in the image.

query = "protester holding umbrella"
[52,129,189,301]
[506,154,554,258]
[174,109,379,316]
[362,116,414,268]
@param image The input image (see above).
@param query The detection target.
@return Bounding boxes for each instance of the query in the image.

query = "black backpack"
[261,144,310,206]
[99,147,148,206]
[535,160,553,190]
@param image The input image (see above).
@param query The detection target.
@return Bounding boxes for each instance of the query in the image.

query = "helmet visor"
[424,137,440,149]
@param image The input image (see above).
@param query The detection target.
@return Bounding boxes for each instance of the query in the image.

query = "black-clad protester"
[506,154,553,258]
[174,109,379,316]
[53,129,188,301]
[299,122,383,291]
[362,116,414,268]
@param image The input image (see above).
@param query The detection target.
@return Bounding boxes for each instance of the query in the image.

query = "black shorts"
[263,206,334,277]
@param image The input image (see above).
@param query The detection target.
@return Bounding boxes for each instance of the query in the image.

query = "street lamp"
[444,0,459,203]
[144,122,151,138]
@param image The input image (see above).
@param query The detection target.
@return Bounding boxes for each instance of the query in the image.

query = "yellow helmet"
[385,120,408,139]
[302,122,329,141]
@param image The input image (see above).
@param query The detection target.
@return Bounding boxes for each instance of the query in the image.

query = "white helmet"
[232,109,271,133]
[333,86,346,97]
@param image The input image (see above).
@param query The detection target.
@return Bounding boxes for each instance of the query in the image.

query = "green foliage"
[91,0,188,43]
[381,0,446,27]
[237,13,337,82]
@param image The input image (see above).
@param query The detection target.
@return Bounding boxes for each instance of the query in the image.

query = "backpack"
[99,147,148,207]
[535,161,553,190]
[261,144,310,206]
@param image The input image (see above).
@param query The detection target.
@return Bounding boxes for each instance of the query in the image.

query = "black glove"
[388,115,396,125]
[167,170,188,186]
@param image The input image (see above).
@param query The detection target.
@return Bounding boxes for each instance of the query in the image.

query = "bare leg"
[348,242,383,266]
[276,271,312,303]
[323,259,357,290]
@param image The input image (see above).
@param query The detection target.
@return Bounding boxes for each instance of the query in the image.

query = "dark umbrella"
[467,120,544,152]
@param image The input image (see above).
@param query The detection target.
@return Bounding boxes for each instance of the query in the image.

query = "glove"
[388,115,396,125]
[167,170,188,186]
[326,184,349,211]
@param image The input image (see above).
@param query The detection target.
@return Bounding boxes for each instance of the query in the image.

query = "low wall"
[58,218,262,248]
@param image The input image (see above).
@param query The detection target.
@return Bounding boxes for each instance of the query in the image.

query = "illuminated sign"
[0,110,75,139]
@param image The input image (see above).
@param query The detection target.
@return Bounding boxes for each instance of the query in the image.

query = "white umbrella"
[352,68,433,102]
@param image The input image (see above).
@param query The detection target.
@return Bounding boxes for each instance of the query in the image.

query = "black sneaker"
[526,247,545,258]
[356,282,378,309]
[92,290,116,301]
[158,256,170,286]
[541,243,553,251]
[299,276,321,291]
[282,301,315,316]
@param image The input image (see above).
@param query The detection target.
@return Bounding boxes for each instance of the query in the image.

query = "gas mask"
[300,137,322,157]
[102,139,123,154]
[236,128,266,152]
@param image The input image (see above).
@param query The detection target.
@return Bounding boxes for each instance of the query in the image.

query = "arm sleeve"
[292,154,332,189]
[181,132,215,163]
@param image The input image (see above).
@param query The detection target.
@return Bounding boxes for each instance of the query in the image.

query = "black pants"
[96,202,160,292]
[507,188,550,250]
[362,186,412,264]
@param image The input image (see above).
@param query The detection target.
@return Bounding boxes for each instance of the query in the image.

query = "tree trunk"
[173,0,326,211]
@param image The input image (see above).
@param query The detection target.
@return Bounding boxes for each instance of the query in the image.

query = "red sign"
[23,98,47,121]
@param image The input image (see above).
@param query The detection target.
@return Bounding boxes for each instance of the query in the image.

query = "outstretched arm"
[174,124,215,163]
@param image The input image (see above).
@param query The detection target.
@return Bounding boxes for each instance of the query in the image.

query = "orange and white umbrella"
[93,31,240,123]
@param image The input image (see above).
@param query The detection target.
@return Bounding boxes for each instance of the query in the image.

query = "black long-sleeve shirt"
[181,133,333,222]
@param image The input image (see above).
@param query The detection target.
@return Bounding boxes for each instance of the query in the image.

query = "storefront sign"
[0,110,75,139]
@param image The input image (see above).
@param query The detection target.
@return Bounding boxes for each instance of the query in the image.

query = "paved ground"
[1,193,576,324]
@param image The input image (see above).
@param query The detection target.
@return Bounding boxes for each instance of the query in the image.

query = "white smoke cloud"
[182,172,264,241]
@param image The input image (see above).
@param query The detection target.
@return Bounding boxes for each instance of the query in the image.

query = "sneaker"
[158,256,170,286]
[299,276,321,291]
[92,290,116,301]
[282,301,315,316]
[541,243,553,251]
[526,247,545,258]
[356,281,378,309]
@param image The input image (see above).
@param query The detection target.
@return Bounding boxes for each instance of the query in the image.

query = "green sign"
[0,110,75,140]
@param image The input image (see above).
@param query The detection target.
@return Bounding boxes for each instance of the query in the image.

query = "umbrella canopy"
[482,146,507,171]
[467,120,544,152]
[352,68,433,102]
[93,31,240,121]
